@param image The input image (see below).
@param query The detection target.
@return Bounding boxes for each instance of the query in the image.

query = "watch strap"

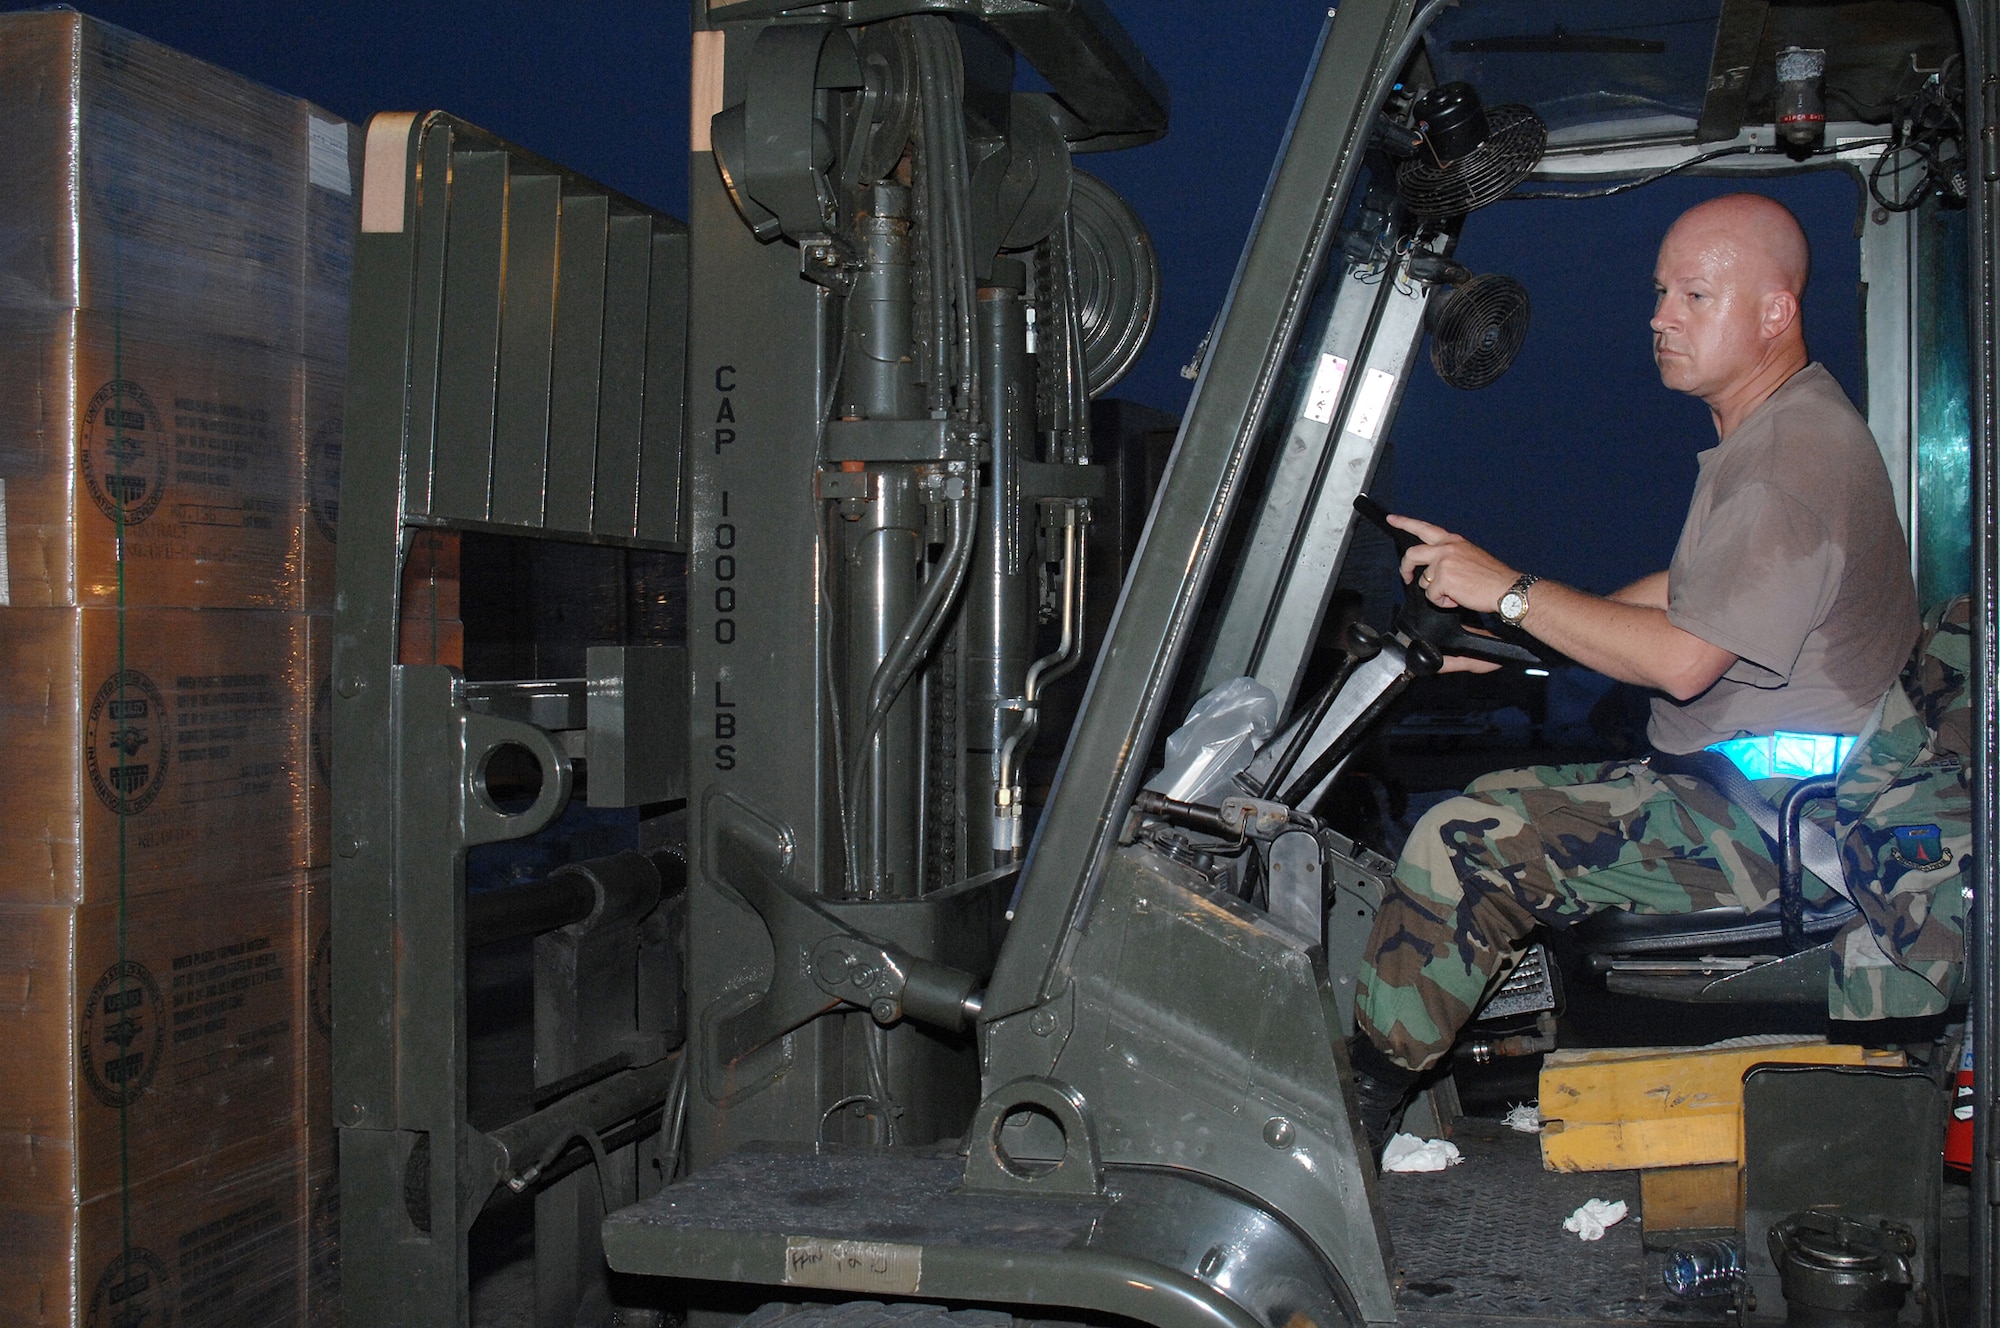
[1501,573,1540,626]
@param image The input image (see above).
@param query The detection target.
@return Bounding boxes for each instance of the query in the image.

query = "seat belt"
[1648,748,1852,904]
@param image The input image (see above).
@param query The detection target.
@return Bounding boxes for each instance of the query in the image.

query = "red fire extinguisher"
[1946,1027,1975,1171]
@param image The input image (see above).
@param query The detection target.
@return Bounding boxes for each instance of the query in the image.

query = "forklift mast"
[679,0,1167,1175]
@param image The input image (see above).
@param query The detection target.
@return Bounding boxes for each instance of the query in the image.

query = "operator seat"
[1569,889,1855,959]
[1555,594,1970,1004]
[1554,774,1854,1001]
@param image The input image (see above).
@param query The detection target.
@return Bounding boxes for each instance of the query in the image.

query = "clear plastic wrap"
[0,311,307,609]
[301,868,337,1325]
[0,13,304,339]
[301,358,347,615]
[0,15,356,1323]
[0,1128,313,1326]
[0,606,310,907]
[307,614,333,869]
[1145,675,1281,806]
[0,874,304,1209]
[0,10,359,611]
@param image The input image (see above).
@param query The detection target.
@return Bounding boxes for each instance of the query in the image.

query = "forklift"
[330,0,1998,1324]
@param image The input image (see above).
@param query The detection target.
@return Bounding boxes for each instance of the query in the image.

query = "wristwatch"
[1498,573,1540,627]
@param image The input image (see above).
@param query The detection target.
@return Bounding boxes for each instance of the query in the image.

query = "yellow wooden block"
[1641,1164,1741,1234]
[1539,1040,1904,1172]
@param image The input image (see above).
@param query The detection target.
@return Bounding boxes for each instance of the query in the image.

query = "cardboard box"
[0,607,308,907]
[0,12,361,612]
[0,11,305,346]
[304,1146,340,1327]
[298,870,332,1163]
[398,530,464,668]
[0,874,304,1208]
[301,107,361,370]
[1539,1039,1902,1172]
[298,108,358,626]
[0,311,305,610]
[0,1145,305,1328]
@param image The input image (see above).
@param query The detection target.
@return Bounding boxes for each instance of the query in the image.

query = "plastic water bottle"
[1663,1239,1742,1299]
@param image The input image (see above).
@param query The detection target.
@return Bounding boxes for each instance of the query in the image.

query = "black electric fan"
[1395,82,1546,220]
[1410,255,1530,390]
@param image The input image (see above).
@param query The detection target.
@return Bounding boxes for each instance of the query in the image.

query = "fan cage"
[1428,273,1530,390]
[1396,105,1547,220]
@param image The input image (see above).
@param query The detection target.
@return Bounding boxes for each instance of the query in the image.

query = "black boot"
[1348,1035,1422,1163]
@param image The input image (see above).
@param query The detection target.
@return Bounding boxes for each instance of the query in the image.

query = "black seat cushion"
[1569,896,1858,956]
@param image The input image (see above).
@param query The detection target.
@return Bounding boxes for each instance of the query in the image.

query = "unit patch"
[1889,823,1952,871]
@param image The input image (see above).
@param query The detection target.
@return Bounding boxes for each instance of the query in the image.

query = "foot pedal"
[1477,943,1558,1020]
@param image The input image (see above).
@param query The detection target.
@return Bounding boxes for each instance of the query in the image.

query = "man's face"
[1650,223,1768,402]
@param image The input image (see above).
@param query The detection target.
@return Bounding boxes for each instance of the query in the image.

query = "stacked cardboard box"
[0,13,356,1326]
[399,530,465,668]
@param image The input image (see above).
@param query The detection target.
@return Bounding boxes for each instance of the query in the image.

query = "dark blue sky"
[10,1,1866,590]
[2,0,1324,419]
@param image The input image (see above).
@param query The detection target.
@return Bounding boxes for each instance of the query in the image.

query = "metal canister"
[1768,1211,1915,1327]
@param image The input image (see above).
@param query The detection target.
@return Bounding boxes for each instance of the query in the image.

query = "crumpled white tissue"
[1563,1198,1629,1241]
[1380,1133,1463,1172]
[1501,1103,1542,1133]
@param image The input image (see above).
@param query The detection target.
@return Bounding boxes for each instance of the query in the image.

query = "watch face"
[1500,592,1526,621]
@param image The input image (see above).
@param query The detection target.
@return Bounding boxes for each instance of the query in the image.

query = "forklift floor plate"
[608,1127,1723,1327]
[1385,1118,1710,1326]
[603,1144,1110,1282]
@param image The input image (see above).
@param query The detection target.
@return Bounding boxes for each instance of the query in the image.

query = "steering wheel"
[1353,494,1540,669]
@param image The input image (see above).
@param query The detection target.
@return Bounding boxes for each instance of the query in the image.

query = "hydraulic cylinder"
[966,262,1032,867]
[843,467,924,898]
[837,184,922,421]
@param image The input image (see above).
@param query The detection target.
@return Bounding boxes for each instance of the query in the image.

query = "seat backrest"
[1829,595,1972,1018]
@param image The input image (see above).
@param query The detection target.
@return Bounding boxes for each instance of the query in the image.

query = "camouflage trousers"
[1355,759,1828,1072]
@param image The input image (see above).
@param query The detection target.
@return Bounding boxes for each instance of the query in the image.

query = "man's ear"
[1761,288,1801,341]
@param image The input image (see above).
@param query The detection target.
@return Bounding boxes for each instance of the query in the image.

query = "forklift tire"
[742,1302,1014,1328]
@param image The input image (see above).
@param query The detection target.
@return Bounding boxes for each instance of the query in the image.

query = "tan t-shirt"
[1648,363,1918,754]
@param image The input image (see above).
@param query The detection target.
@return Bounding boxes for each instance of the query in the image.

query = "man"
[1347,193,1918,1152]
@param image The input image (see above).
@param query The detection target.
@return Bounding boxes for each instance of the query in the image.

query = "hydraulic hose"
[909,16,978,421]
[1059,213,1092,459]
[847,484,980,796]
[995,509,1086,855]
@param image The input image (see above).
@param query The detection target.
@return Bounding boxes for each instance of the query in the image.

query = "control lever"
[1352,493,1539,667]
[1133,790,1302,843]
[1250,621,1382,798]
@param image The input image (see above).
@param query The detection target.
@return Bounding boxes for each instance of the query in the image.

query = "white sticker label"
[1348,368,1397,440]
[1301,353,1350,425]
[782,1237,922,1295]
[309,117,351,195]
[0,477,9,606]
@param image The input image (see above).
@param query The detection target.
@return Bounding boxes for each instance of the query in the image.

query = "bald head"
[1650,194,1813,435]
[1664,194,1810,298]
